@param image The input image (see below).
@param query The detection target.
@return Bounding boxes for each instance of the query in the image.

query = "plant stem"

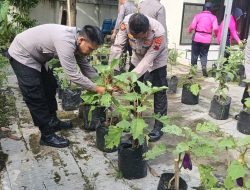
[174,159,180,190]
[168,158,180,189]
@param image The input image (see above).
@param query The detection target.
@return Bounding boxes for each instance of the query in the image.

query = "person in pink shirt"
[188,2,218,77]
[217,8,243,58]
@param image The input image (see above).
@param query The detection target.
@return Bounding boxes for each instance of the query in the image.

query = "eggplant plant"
[103,72,167,179]
[167,48,182,94]
[199,136,250,189]
[209,45,245,120]
[104,73,167,149]
[141,115,222,189]
[181,65,201,105]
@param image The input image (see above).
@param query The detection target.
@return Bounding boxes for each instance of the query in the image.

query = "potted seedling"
[167,48,182,94]
[105,72,167,179]
[181,65,201,105]
[154,120,218,190]
[228,44,245,86]
[53,67,81,110]
[80,59,120,152]
[209,46,243,120]
[237,96,250,135]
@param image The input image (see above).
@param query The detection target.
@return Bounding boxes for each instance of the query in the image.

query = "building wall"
[163,0,219,66]
[29,1,117,28]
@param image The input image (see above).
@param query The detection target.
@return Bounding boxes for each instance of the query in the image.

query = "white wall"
[162,0,219,66]
[29,1,117,28]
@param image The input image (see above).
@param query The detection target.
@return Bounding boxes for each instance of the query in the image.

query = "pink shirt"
[188,11,218,44]
[217,15,241,45]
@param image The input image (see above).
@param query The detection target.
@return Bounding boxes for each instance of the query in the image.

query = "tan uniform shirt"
[109,14,167,78]
[245,36,250,80]
[8,24,97,91]
[138,0,167,32]
[114,1,137,31]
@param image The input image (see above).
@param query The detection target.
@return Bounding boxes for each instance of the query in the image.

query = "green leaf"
[143,144,167,160]
[227,161,247,180]
[190,83,200,96]
[192,144,214,157]
[196,122,218,133]
[161,124,183,136]
[116,120,130,130]
[224,175,235,189]
[246,179,250,188]
[244,98,250,108]
[227,72,235,80]
[137,81,151,94]
[105,126,123,149]
[198,165,218,188]
[174,142,190,154]
[120,92,138,101]
[137,106,147,113]
[110,59,120,70]
[237,136,250,147]
[218,137,236,150]
[130,118,147,145]
[100,93,112,107]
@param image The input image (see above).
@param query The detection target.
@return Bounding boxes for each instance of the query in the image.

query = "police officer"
[188,2,218,77]
[138,0,167,32]
[8,24,105,148]
[109,13,168,142]
[138,0,167,82]
[235,35,250,120]
[111,0,137,42]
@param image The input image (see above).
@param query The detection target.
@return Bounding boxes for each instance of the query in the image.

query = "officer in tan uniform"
[111,0,137,42]
[138,0,167,82]
[138,0,167,32]
[109,13,168,142]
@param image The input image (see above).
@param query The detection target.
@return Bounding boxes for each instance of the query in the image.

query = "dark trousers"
[129,65,168,128]
[191,41,210,68]
[241,86,250,107]
[9,56,58,132]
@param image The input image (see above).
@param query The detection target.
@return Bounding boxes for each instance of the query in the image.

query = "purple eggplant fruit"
[236,177,243,187]
[182,152,192,170]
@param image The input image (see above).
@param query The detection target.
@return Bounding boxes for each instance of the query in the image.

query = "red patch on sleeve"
[153,37,163,50]
[120,23,127,31]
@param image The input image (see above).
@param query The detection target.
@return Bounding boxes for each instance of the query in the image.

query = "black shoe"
[50,115,73,132]
[40,133,70,148]
[235,114,240,120]
[148,128,163,142]
[202,68,208,77]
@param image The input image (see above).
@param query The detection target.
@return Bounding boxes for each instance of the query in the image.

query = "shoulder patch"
[120,23,127,31]
[153,36,163,51]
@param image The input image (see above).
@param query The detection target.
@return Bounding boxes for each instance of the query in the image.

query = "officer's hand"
[95,86,105,95]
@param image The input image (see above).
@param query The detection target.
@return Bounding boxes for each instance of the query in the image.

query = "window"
[180,3,204,45]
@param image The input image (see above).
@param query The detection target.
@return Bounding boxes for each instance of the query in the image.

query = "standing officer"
[109,13,168,142]
[138,0,167,32]
[8,24,105,148]
[188,2,218,77]
[111,0,137,71]
[138,0,167,82]
[111,0,137,42]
